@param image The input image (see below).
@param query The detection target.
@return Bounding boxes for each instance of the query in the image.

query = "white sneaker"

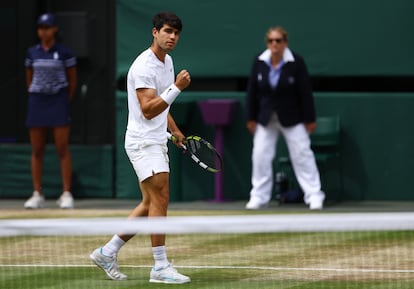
[309,196,324,210]
[89,248,127,280]
[149,262,190,284]
[57,191,74,209]
[245,199,268,210]
[24,191,45,209]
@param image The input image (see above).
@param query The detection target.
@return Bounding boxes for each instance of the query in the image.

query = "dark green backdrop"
[0,145,114,199]
[116,0,414,77]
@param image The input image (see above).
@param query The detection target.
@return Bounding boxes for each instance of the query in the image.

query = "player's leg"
[281,123,325,209]
[89,190,149,281]
[144,172,190,284]
[89,179,153,281]
[24,127,47,208]
[143,172,169,245]
[116,180,152,242]
[90,145,166,281]
[247,115,279,209]
[140,173,169,267]
[53,125,74,208]
[104,172,169,257]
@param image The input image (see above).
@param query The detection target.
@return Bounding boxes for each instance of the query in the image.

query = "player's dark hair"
[152,12,182,32]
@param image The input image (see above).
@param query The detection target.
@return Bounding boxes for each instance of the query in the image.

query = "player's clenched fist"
[175,69,191,91]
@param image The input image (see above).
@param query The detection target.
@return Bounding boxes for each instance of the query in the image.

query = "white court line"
[0,264,413,273]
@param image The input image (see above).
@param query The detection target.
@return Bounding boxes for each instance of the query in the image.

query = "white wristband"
[160,84,181,105]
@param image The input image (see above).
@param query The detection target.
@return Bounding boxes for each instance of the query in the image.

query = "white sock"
[102,235,125,256]
[62,191,72,196]
[152,245,169,269]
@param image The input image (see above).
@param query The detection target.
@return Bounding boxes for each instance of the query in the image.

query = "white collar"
[258,47,295,63]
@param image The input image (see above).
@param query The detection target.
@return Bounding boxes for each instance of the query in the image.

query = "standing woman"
[245,26,325,210]
[24,13,77,209]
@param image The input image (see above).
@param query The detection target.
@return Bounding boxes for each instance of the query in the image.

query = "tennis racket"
[167,132,223,173]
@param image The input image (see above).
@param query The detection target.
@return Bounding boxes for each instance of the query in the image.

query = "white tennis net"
[1,212,413,289]
[1,212,414,235]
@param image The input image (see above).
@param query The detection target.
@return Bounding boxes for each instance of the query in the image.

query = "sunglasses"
[267,38,284,44]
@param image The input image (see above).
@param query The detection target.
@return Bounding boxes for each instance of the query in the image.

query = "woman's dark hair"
[152,12,182,32]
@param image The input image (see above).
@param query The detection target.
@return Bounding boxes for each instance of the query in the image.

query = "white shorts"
[125,144,170,182]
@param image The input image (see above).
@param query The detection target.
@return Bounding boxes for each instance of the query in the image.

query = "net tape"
[1,212,414,236]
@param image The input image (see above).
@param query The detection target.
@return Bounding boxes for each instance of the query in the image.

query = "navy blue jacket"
[246,49,316,127]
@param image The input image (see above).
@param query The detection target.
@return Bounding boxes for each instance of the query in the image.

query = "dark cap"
[37,13,57,27]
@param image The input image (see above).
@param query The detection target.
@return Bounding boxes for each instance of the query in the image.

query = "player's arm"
[25,67,33,90]
[167,113,185,146]
[136,87,169,119]
[137,69,191,120]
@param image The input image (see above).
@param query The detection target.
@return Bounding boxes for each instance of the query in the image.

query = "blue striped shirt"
[25,43,76,94]
[265,59,285,89]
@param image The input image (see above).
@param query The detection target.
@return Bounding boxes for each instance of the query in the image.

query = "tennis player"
[24,13,77,209]
[90,12,191,284]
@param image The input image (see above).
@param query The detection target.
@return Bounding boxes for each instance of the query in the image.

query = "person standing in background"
[24,13,77,209]
[245,26,325,210]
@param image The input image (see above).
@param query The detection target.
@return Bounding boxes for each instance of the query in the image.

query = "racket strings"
[187,138,201,153]
[187,138,222,171]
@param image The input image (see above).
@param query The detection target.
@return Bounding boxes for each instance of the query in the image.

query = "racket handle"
[166,132,187,150]
[166,132,176,141]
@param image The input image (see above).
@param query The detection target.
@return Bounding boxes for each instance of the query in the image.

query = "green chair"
[277,116,342,201]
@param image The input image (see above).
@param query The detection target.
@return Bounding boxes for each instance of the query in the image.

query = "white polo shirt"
[125,49,175,148]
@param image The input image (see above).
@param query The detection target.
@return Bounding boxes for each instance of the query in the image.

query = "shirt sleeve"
[62,46,77,68]
[132,67,157,90]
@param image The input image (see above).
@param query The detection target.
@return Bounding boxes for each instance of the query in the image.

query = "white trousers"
[249,114,325,205]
